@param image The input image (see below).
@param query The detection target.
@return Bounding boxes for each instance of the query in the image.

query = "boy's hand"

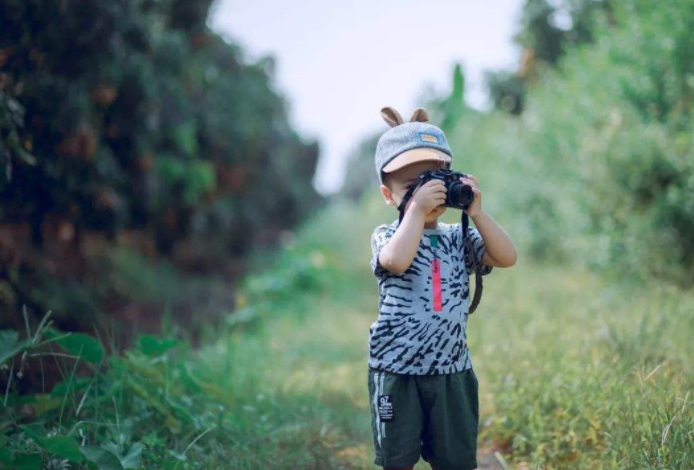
[409,179,447,216]
[460,174,482,217]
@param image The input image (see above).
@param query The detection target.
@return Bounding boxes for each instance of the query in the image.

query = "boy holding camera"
[368,106,517,470]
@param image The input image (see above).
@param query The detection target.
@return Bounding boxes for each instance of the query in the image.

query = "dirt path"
[478,454,504,470]
[477,443,506,470]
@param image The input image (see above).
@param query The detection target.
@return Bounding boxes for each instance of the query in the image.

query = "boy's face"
[380,160,450,221]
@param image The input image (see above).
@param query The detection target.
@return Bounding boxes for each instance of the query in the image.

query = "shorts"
[367,365,479,470]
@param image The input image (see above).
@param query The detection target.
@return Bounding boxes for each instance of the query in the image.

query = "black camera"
[407,169,474,211]
[396,168,485,315]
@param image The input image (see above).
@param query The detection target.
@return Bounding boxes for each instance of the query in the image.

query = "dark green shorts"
[368,365,479,470]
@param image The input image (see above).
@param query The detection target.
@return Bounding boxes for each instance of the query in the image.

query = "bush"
[515,0,694,284]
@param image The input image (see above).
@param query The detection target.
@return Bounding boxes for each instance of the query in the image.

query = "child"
[368,106,517,470]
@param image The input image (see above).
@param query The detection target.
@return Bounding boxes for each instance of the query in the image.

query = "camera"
[407,169,474,211]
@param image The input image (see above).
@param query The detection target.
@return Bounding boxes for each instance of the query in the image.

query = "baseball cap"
[374,106,453,185]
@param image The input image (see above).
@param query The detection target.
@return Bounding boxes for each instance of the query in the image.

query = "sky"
[209,0,524,195]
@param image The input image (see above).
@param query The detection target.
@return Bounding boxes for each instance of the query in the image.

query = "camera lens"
[447,181,474,209]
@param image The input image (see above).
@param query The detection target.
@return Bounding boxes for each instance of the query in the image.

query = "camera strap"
[396,180,484,314]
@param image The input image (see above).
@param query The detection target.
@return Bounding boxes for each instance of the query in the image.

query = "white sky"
[209,0,524,195]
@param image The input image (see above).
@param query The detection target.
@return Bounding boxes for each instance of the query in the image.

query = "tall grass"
[3,197,693,468]
[471,257,694,468]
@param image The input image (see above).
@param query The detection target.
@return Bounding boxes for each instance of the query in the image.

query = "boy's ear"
[380,184,396,206]
[409,108,429,123]
[380,107,404,128]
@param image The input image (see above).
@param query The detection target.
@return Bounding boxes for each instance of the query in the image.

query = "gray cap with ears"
[375,107,453,184]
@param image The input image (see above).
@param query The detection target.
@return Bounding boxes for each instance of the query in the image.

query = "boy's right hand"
[409,180,447,216]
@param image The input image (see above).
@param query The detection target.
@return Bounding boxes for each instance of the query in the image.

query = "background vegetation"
[0,0,324,355]
[2,0,693,468]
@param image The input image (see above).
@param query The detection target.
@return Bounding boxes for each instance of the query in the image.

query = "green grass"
[472,251,694,469]
[2,198,693,469]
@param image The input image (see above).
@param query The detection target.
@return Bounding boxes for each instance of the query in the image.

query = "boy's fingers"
[461,178,477,189]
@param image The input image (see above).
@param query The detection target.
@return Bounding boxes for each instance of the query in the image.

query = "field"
[180,199,694,469]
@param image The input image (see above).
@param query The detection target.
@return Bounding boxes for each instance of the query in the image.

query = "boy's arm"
[471,210,517,268]
[378,206,428,275]
[460,173,517,268]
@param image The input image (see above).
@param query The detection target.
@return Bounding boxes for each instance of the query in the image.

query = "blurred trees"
[486,0,613,115]
[0,0,324,333]
[515,0,694,284]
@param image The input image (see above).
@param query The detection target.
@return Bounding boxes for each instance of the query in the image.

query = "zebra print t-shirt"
[368,218,493,375]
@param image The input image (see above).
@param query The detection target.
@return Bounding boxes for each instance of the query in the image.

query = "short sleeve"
[464,226,493,277]
[370,224,394,277]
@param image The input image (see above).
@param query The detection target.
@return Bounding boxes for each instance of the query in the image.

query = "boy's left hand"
[460,174,482,217]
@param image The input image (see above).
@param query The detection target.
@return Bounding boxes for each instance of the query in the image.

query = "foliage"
[486,0,613,115]
[514,0,694,284]
[485,70,526,115]
[0,217,336,468]
[0,0,324,330]
[516,0,611,66]
[436,62,468,135]
[0,0,322,243]
[0,89,36,181]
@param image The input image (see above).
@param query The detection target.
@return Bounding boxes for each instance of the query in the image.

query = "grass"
[2,198,693,469]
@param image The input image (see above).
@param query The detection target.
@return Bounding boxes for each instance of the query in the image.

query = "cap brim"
[382,147,452,173]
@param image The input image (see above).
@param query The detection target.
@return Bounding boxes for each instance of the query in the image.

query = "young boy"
[368,106,517,470]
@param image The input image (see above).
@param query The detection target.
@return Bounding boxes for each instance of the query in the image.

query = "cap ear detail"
[380,106,405,128]
[409,108,429,123]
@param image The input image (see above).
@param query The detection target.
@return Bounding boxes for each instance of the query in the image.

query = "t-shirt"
[368,218,493,375]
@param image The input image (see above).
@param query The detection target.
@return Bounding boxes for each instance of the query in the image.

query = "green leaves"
[8,452,42,470]
[0,330,32,366]
[20,424,84,464]
[80,442,144,470]
[135,334,180,357]
[17,422,145,470]
[0,92,37,182]
[80,446,124,470]
[155,156,215,206]
[39,436,84,462]
[43,327,105,365]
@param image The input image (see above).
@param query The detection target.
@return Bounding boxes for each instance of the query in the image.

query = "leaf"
[120,443,144,469]
[167,449,187,461]
[135,335,179,357]
[20,423,45,443]
[173,121,198,157]
[0,447,13,466]
[98,438,143,469]
[17,147,37,165]
[80,446,124,470]
[32,393,63,416]
[44,328,104,364]
[20,425,84,463]
[50,377,91,397]
[41,435,84,463]
[0,329,32,365]
[12,453,42,470]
